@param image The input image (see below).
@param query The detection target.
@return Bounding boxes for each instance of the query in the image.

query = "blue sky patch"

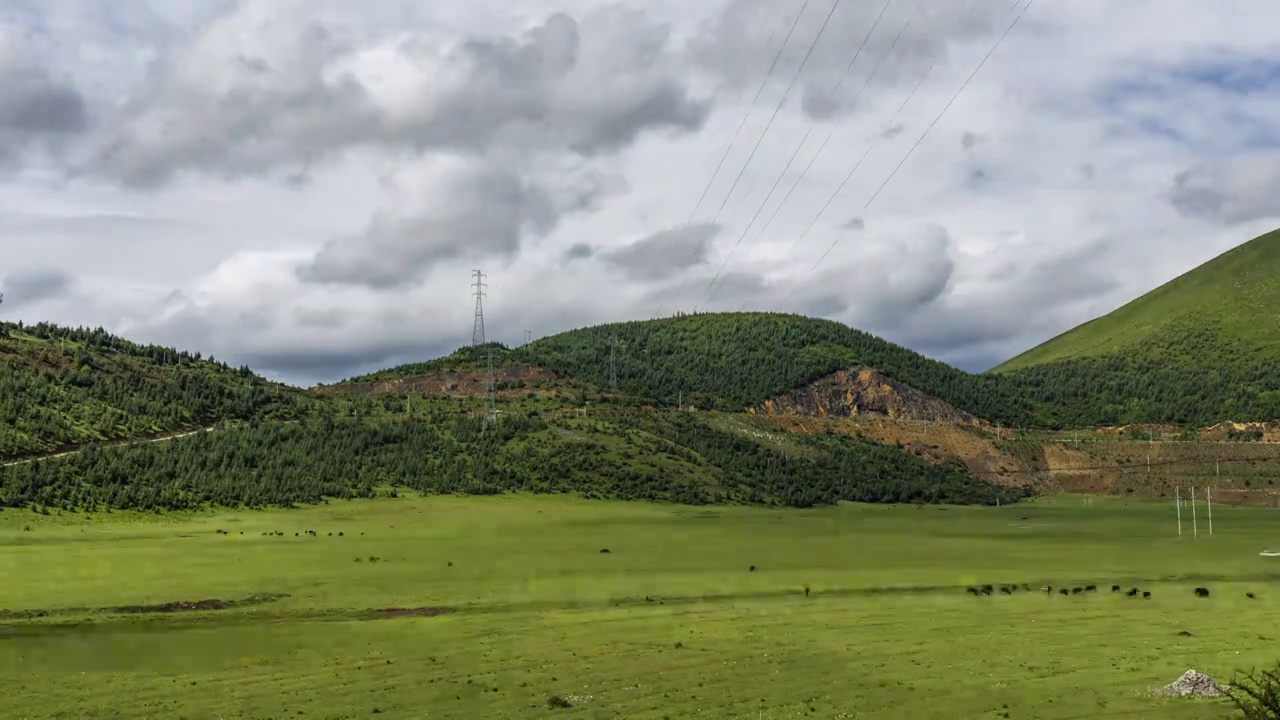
[1093,49,1280,151]
[1174,54,1280,95]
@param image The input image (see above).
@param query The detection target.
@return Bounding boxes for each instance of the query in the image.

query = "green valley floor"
[1,494,1278,719]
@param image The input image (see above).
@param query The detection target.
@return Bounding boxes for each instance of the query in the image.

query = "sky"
[2,0,1279,386]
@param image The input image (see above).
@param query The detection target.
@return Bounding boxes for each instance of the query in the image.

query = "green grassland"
[2,494,1277,719]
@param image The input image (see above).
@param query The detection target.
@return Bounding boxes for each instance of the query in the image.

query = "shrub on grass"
[1223,662,1280,719]
[547,695,572,709]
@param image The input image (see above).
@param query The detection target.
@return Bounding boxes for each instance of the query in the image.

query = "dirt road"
[0,426,216,468]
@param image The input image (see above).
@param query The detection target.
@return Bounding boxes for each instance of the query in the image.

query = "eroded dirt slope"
[749,368,980,424]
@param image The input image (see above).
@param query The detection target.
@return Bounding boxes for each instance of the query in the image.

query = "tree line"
[0,410,1025,512]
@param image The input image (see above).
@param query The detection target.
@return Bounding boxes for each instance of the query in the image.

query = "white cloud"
[2,0,1279,382]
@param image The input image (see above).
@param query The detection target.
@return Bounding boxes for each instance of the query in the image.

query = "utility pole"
[471,270,487,347]
[524,330,532,346]
[1176,486,1182,538]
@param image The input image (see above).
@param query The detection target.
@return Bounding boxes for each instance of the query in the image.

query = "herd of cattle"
[965,583,1257,599]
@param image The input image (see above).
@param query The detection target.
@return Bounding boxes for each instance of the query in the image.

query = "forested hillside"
[995,227,1280,427]
[0,411,1026,512]
[400,313,1036,426]
[0,321,310,460]
[336,343,507,385]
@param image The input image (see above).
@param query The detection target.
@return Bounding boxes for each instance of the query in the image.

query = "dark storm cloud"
[0,64,88,166]
[0,67,87,134]
[602,223,722,281]
[300,160,562,289]
[86,7,711,186]
[693,0,1016,119]
[562,242,595,262]
[0,269,74,309]
[1168,153,1280,225]
[240,339,461,387]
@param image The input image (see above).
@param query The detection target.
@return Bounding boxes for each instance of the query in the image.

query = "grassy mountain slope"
[991,228,1280,427]
[0,322,310,460]
[997,227,1280,372]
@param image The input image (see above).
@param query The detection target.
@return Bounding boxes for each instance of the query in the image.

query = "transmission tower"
[484,345,498,425]
[471,269,487,347]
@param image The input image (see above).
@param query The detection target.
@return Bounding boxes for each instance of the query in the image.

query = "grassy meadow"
[2,494,1279,719]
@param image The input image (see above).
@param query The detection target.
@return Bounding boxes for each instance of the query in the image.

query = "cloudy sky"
[2,0,1279,385]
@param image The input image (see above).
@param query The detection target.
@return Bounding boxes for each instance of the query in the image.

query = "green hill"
[996,228,1280,371]
[337,343,510,385]
[0,321,311,460]
[993,227,1280,427]
[359,313,1036,426]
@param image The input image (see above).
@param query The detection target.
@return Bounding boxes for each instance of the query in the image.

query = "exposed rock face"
[316,364,564,397]
[748,367,980,424]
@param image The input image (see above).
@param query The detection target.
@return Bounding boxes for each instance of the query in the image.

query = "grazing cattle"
[1042,586,1052,594]
[1022,584,1031,591]
[1142,591,1151,598]
[1085,585,1096,592]
[338,532,344,537]
[749,565,757,572]
[981,584,994,594]
[599,548,611,554]
[1000,587,1013,595]
[1126,588,1138,597]
[1194,587,1210,598]
[1071,587,1082,595]
[1111,585,1120,592]
[967,587,980,595]
[1246,592,1257,599]
[1059,588,1069,596]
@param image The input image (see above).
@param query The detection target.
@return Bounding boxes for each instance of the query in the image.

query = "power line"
[777,1,1034,311]
[660,0,844,316]
[765,0,931,274]
[703,0,845,232]
[705,0,932,310]
[762,63,933,304]
[697,0,902,310]
[654,0,814,319]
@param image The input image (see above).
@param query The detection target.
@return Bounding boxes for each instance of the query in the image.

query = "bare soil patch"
[110,592,289,615]
[368,607,454,620]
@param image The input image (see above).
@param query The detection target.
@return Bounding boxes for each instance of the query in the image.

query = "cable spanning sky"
[2,0,1279,385]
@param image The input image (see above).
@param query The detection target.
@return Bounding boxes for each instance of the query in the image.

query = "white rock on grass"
[1157,669,1226,697]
